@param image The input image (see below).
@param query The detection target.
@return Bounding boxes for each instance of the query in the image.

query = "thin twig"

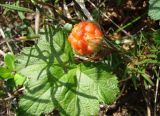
[154,67,160,116]
[63,0,72,19]
[154,78,159,116]
[141,81,151,116]
[0,39,18,45]
[0,27,13,53]
[34,0,74,24]
[35,8,40,34]
[0,49,5,56]
[74,0,93,21]
[0,87,25,101]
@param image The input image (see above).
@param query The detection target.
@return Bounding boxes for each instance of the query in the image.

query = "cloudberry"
[68,21,103,56]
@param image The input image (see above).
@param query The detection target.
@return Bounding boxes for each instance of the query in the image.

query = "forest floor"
[0,0,160,116]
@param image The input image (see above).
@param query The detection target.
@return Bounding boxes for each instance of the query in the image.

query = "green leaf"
[17,63,119,116]
[15,27,72,71]
[14,73,26,86]
[153,30,160,45]
[140,70,154,86]
[0,4,33,12]
[16,26,119,115]
[0,67,13,79]
[148,0,160,20]
[131,75,138,90]
[18,65,65,116]
[137,59,159,65]
[57,64,119,115]
[4,53,15,71]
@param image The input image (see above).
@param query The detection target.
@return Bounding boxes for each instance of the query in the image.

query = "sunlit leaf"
[4,53,15,71]
[0,67,13,79]
[14,73,26,86]
[148,0,160,20]
[16,26,119,115]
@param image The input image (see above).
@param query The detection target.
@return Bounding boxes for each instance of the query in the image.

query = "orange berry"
[68,21,103,56]
[85,22,96,33]
[71,39,79,49]
[94,28,103,37]
[77,30,84,39]
[78,40,87,49]
[79,21,87,29]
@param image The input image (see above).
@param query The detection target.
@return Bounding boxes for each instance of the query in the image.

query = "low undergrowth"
[0,0,160,115]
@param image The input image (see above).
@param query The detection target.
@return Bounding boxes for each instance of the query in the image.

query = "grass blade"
[0,4,33,12]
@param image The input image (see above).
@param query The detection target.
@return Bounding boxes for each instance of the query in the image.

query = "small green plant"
[0,52,26,103]
[0,53,26,86]
[14,25,119,115]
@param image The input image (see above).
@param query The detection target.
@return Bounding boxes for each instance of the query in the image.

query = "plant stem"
[140,81,151,116]
[115,16,142,33]
[154,67,160,116]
